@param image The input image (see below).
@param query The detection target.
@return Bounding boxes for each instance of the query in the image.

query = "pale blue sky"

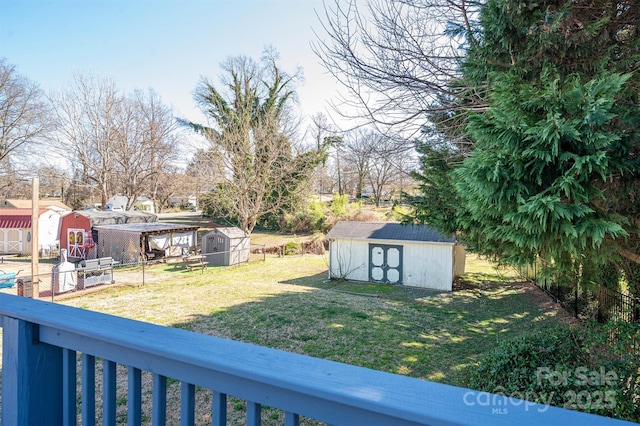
[0,0,339,126]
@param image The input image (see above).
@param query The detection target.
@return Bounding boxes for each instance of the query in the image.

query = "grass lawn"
[1,253,571,424]
[62,253,569,386]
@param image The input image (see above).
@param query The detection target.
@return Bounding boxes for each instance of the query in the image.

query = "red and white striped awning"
[0,216,32,229]
[0,208,46,229]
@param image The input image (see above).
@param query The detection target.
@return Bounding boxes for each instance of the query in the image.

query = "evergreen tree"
[181,52,326,233]
[455,68,631,268]
[456,0,640,281]
[411,0,640,288]
[405,127,463,236]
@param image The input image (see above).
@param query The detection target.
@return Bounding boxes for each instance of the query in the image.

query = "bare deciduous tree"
[35,165,68,198]
[371,136,416,206]
[342,129,374,199]
[0,59,51,162]
[0,59,52,190]
[51,74,181,210]
[309,112,341,195]
[113,89,180,211]
[152,169,193,213]
[184,148,225,194]
[341,129,411,206]
[51,73,121,207]
[313,0,483,132]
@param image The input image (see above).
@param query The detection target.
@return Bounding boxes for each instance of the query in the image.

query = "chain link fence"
[2,228,324,303]
[0,242,267,302]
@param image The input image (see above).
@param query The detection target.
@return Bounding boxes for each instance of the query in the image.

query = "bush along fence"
[515,264,640,323]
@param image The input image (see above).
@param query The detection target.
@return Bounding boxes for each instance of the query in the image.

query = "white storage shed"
[326,221,465,291]
[202,227,250,266]
[0,208,63,256]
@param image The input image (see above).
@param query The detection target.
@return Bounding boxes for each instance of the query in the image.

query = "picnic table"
[182,255,207,273]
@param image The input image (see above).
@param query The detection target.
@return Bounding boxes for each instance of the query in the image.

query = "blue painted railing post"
[1,316,63,425]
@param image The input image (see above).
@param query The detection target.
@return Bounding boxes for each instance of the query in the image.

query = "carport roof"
[72,210,158,226]
[93,222,199,236]
[326,221,455,243]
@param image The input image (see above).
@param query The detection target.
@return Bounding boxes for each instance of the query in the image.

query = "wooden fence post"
[1,316,63,425]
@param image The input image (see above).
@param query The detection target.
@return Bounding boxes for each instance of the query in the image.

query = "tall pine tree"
[464,0,639,282]
[411,0,640,289]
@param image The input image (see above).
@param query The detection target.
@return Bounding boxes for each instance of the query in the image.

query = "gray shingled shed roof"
[326,221,455,243]
[211,227,249,239]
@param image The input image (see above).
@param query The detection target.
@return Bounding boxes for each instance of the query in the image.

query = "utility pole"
[31,177,39,298]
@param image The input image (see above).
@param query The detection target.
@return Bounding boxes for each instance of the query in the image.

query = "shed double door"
[204,234,228,265]
[1,229,23,253]
[369,243,403,284]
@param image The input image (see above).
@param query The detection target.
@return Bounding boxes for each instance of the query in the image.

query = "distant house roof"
[1,199,71,211]
[0,208,48,228]
[67,210,158,227]
[326,221,455,244]
[94,222,199,236]
[136,196,153,203]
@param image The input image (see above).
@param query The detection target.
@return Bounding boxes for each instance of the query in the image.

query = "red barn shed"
[59,211,157,260]
[59,212,92,260]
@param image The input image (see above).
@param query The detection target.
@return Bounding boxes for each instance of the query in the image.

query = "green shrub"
[463,323,640,422]
[582,320,640,421]
[387,204,410,221]
[277,199,329,233]
[330,194,349,217]
[307,199,328,230]
[284,241,298,255]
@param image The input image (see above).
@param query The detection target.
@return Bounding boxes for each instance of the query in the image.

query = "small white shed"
[0,208,63,255]
[202,227,250,266]
[326,221,465,291]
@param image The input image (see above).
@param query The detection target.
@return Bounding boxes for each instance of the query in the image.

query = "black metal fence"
[597,285,640,323]
[515,265,640,323]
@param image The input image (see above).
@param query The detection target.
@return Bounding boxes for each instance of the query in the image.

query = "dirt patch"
[510,280,578,325]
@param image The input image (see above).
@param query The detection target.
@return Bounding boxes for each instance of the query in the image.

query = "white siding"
[401,241,454,291]
[329,238,456,291]
[0,212,61,255]
[329,239,370,281]
[0,229,24,254]
[39,210,62,248]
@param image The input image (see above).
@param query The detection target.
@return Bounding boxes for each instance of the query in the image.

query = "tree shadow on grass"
[38,260,573,426]
[170,270,570,390]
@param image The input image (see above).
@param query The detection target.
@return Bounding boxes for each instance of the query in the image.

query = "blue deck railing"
[0,293,632,425]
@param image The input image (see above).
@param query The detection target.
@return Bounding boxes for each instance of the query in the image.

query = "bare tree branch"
[312,0,485,133]
[0,58,52,164]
